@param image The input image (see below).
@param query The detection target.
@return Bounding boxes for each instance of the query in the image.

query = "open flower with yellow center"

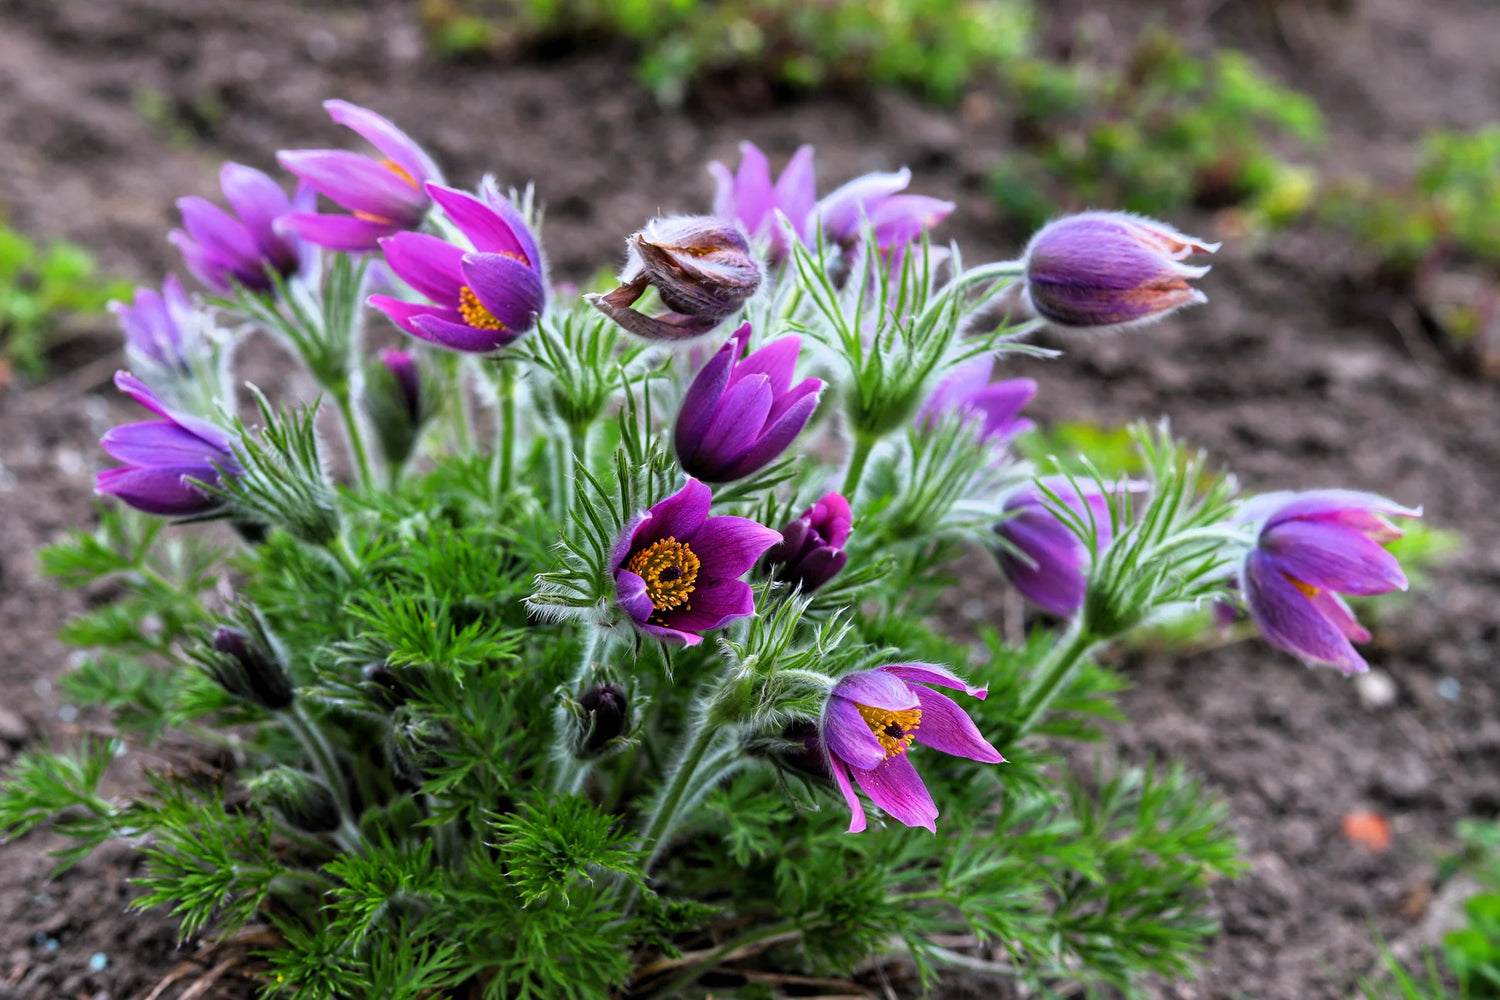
[1236,490,1421,675]
[821,664,1003,833]
[278,99,442,251]
[369,181,546,354]
[610,478,782,646]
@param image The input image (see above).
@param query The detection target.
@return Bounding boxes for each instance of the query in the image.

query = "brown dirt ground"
[2,0,1499,997]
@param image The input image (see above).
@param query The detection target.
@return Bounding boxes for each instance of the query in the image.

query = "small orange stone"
[1341,811,1392,854]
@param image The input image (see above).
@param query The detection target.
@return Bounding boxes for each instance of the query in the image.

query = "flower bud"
[364,348,426,470]
[588,215,761,341]
[387,708,450,787]
[361,661,412,711]
[247,766,341,833]
[576,684,629,756]
[206,625,293,710]
[765,493,851,593]
[751,720,830,782]
[1021,212,1218,332]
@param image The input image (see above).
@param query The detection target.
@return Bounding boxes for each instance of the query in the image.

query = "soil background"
[2,0,1499,997]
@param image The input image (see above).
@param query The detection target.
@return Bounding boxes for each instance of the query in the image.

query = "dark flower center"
[626,536,700,615]
[856,703,922,759]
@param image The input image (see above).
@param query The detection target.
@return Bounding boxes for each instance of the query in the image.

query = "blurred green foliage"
[0,222,129,378]
[994,32,1323,229]
[1324,127,1500,274]
[421,0,1031,105]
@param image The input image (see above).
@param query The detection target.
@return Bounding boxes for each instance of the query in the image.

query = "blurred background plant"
[0,220,129,382]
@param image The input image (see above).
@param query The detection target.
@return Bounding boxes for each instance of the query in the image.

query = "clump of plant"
[992,29,1323,231]
[419,0,1031,105]
[1323,126,1500,374]
[1,104,1424,998]
[0,220,130,378]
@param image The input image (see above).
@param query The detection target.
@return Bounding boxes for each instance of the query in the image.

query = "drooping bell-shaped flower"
[994,476,1143,617]
[589,216,762,341]
[708,141,817,262]
[110,275,203,373]
[821,664,1003,833]
[610,478,782,646]
[1021,211,1218,331]
[765,493,851,593]
[278,100,443,251]
[917,355,1036,450]
[95,372,240,517]
[369,182,546,353]
[170,163,311,294]
[1236,490,1421,675]
[673,323,823,481]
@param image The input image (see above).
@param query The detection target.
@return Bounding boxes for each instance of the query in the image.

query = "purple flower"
[110,275,201,371]
[611,478,782,647]
[822,664,1003,833]
[708,143,953,260]
[766,493,851,593]
[170,163,311,294]
[995,476,1143,617]
[95,371,239,517]
[709,141,817,262]
[816,169,954,252]
[674,323,823,481]
[1238,490,1421,675]
[369,182,546,353]
[278,100,443,251]
[1021,212,1219,332]
[589,216,762,341]
[917,356,1036,449]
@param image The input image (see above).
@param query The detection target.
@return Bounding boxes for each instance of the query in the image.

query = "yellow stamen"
[1287,575,1321,600]
[458,286,506,331]
[856,704,922,758]
[626,537,701,615]
[380,157,418,188]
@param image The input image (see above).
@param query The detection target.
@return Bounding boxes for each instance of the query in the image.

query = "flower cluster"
[87,99,1423,862]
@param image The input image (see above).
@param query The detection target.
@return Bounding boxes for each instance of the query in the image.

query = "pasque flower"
[278,99,442,251]
[918,355,1036,449]
[1021,211,1218,331]
[995,476,1141,617]
[170,162,310,294]
[822,664,1003,833]
[765,493,851,593]
[589,216,761,341]
[95,372,239,517]
[369,182,546,353]
[611,478,782,646]
[111,275,201,372]
[1238,490,1421,675]
[674,323,824,481]
[709,142,954,259]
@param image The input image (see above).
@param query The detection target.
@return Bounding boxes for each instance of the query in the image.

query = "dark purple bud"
[209,625,293,710]
[381,349,421,424]
[248,766,341,833]
[587,215,761,341]
[766,493,852,593]
[1021,212,1218,332]
[365,349,426,469]
[362,661,412,710]
[577,684,629,756]
[775,720,831,782]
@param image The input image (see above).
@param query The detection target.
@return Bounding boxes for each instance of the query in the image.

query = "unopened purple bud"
[588,215,762,341]
[775,720,831,781]
[766,493,851,593]
[577,684,629,756]
[210,626,293,710]
[1021,212,1218,332]
[248,767,341,833]
[365,349,427,469]
[380,349,421,424]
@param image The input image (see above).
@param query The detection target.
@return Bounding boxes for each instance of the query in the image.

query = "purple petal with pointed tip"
[832,669,920,712]
[461,253,545,333]
[909,686,1004,762]
[823,696,886,771]
[1243,550,1367,674]
[850,753,937,832]
[381,232,466,302]
[100,421,230,469]
[830,757,867,833]
[324,99,442,188]
[1261,520,1408,596]
[281,212,399,252]
[278,150,426,221]
[661,578,757,632]
[682,515,784,580]
[880,663,988,699]
[95,466,217,516]
[410,313,520,353]
[632,478,712,550]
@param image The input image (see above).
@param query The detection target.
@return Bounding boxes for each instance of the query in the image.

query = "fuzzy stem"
[1012,622,1099,737]
[619,714,721,915]
[489,362,516,501]
[286,705,363,853]
[550,627,605,794]
[330,384,373,492]
[841,431,877,498]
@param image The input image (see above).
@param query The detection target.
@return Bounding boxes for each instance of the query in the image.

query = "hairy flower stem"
[286,706,363,853]
[841,431,877,497]
[550,628,605,794]
[489,362,517,501]
[620,713,722,915]
[330,383,373,492]
[1012,621,1100,737]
